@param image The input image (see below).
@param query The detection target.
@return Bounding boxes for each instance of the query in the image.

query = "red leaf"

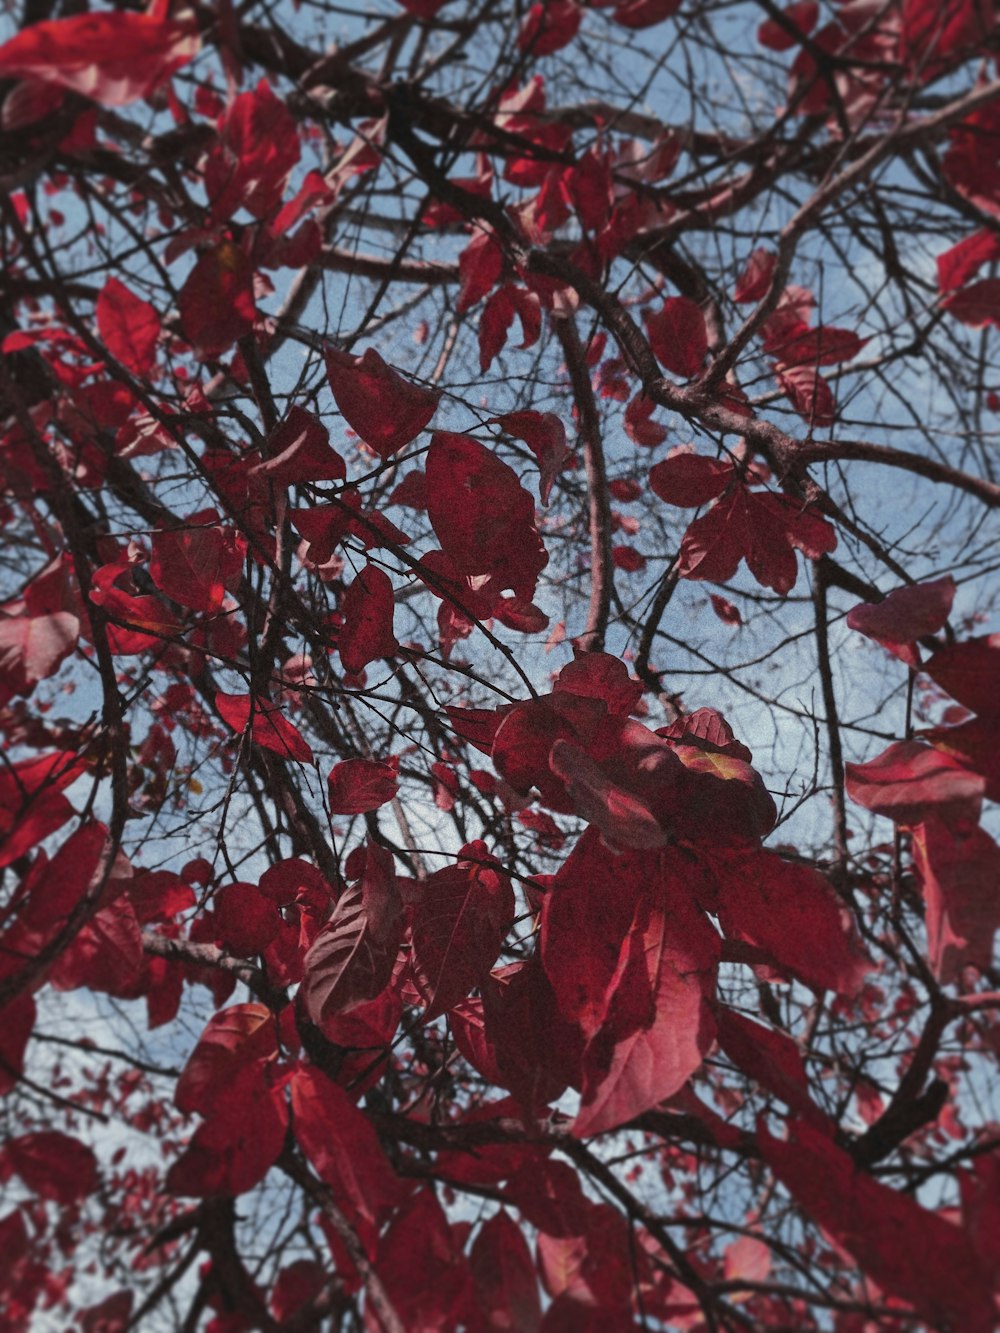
[204,80,300,222]
[715,1007,834,1130]
[715,848,869,996]
[677,488,836,594]
[0,994,36,1096]
[457,228,504,314]
[253,407,346,486]
[649,452,733,507]
[925,635,1000,717]
[214,882,280,956]
[373,1188,472,1330]
[757,1,819,49]
[493,411,570,506]
[733,248,778,302]
[339,564,398,674]
[758,1119,998,1333]
[216,691,314,763]
[175,1003,279,1115]
[324,346,439,459]
[937,229,1000,293]
[7,1131,97,1203]
[611,0,682,27]
[941,277,1000,327]
[0,751,85,869]
[167,1063,288,1198]
[0,8,198,106]
[291,1066,403,1226]
[846,739,984,826]
[0,609,78,702]
[846,575,954,667]
[775,363,836,426]
[178,242,256,360]
[773,325,865,367]
[911,817,1000,982]
[328,758,399,815]
[645,297,708,379]
[574,884,720,1136]
[426,432,548,599]
[519,0,582,56]
[470,1211,542,1333]
[549,736,673,850]
[149,522,245,614]
[96,277,160,375]
[411,857,515,1018]
[623,392,667,446]
[300,840,402,1022]
[49,895,143,996]
[541,827,653,1037]
[709,593,741,625]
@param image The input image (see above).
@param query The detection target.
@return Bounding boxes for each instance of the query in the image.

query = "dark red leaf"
[300,840,402,1022]
[175,1003,279,1115]
[216,691,314,763]
[715,848,869,996]
[253,407,346,486]
[324,346,439,459]
[847,576,955,666]
[149,522,245,614]
[649,452,733,507]
[411,857,515,1018]
[470,1210,542,1333]
[925,635,1000,717]
[426,432,548,599]
[493,411,570,506]
[178,242,256,360]
[911,817,1000,982]
[167,1064,287,1198]
[7,1131,97,1203]
[339,564,398,674]
[937,229,1000,293]
[757,1,819,49]
[519,0,582,56]
[645,297,708,379]
[758,1119,998,1333]
[328,758,399,815]
[290,1065,404,1226]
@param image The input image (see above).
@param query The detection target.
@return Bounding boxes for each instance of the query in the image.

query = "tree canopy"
[1,0,999,1328]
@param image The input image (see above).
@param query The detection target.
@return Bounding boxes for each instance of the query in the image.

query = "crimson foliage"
[1,0,999,1328]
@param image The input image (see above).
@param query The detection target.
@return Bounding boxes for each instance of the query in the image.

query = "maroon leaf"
[300,840,402,1022]
[7,1131,98,1203]
[911,817,1000,982]
[574,884,720,1136]
[847,576,955,666]
[216,691,314,763]
[649,452,733,507]
[290,1065,404,1226]
[328,758,399,815]
[426,431,548,599]
[714,848,869,996]
[645,297,708,379]
[758,1119,998,1333]
[339,564,398,674]
[411,855,515,1018]
[493,410,570,505]
[149,522,245,614]
[178,242,256,360]
[325,346,439,458]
